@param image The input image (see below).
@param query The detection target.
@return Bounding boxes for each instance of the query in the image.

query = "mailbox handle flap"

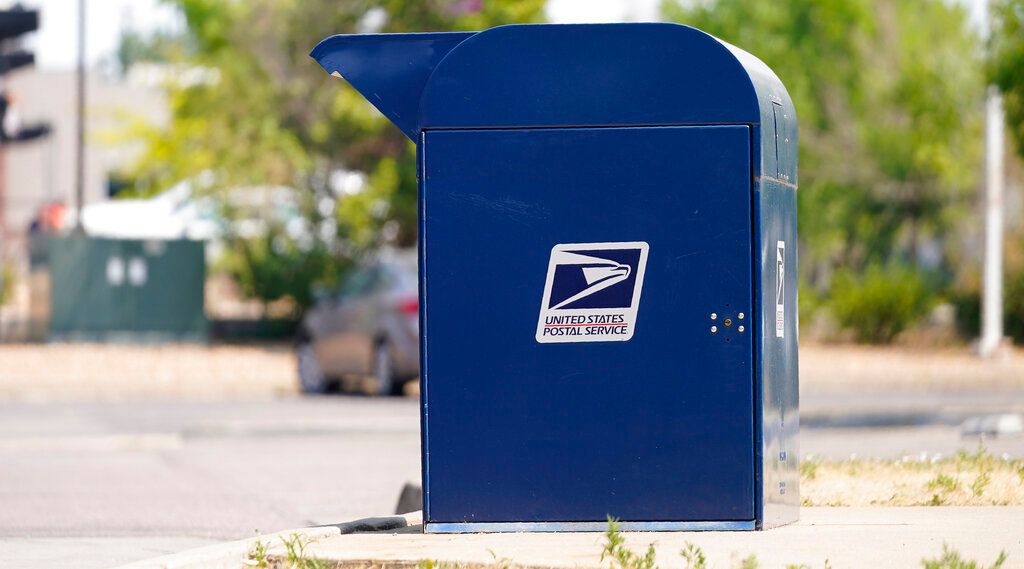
[310,32,475,141]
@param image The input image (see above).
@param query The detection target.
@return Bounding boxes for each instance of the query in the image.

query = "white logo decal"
[776,240,785,339]
[536,242,649,343]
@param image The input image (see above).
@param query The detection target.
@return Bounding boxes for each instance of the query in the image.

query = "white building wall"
[2,69,167,238]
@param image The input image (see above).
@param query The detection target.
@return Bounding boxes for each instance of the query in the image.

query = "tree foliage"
[128,0,544,308]
[830,263,933,343]
[992,0,1024,158]
[664,0,983,292]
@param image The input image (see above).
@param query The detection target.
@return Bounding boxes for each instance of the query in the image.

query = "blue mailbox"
[312,23,798,532]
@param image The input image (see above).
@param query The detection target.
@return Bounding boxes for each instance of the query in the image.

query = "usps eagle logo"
[536,242,649,343]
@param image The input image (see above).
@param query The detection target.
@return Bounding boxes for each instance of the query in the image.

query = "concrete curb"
[113,513,417,569]
[112,508,1024,569]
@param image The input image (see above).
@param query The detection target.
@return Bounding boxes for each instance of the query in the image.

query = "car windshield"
[382,259,417,291]
[339,268,379,297]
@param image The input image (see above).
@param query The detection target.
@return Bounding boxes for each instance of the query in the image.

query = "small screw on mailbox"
[312,22,798,532]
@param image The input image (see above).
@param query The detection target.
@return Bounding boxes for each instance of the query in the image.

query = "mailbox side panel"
[754,177,799,528]
[752,74,800,528]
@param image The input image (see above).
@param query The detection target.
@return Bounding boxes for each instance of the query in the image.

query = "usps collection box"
[313,23,799,532]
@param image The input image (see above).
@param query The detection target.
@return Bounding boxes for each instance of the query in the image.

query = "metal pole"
[978,0,1005,357]
[74,0,86,231]
[0,75,6,242]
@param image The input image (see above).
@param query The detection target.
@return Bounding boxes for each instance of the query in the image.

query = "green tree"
[991,0,1024,157]
[114,28,190,76]
[664,0,983,341]
[664,0,983,284]
[128,0,544,309]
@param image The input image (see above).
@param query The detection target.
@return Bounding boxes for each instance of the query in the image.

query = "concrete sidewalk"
[123,507,1024,569]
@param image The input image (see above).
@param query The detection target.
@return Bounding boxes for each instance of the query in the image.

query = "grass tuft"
[680,542,707,569]
[921,543,1008,569]
[246,534,269,568]
[280,532,325,569]
[927,473,960,493]
[601,517,658,569]
[738,554,759,569]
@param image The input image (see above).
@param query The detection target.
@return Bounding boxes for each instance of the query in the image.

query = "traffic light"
[0,50,33,74]
[0,7,48,144]
[0,6,37,38]
[0,90,50,142]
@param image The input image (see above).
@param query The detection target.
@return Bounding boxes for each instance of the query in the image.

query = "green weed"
[800,457,820,481]
[488,548,515,569]
[601,517,658,569]
[921,544,1007,569]
[680,542,707,569]
[280,532,325,569]
[927,473,959,493]
[971,471,992,497]
[785,561,833,569]
[246,535,269,568]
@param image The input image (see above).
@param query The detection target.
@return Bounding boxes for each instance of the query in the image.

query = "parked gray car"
[296,253,419,395]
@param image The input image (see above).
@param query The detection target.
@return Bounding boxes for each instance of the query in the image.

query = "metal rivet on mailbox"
[738,325,745,333]
[711,325,718,333]
[710,313,717,320]
[724,318,733,327]
[738,312,745,320]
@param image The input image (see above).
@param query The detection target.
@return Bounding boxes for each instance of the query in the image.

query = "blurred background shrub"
[829,264,934,343]
[954,264,1024,345]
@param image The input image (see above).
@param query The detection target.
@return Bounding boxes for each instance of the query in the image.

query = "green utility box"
[49,237,207,341]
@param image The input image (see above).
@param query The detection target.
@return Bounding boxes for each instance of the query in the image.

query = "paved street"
[0,397,421,568]
[2,395,1023,565]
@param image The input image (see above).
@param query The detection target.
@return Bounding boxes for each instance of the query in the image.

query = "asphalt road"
[0,397,420,568]
[1,395,1022,569]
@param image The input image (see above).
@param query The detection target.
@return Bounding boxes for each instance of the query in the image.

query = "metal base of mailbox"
[424,520,757,533]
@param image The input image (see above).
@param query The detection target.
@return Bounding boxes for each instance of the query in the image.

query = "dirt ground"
[0,342,1022,400]
[0,342,297,400]
[800,342,1024,391]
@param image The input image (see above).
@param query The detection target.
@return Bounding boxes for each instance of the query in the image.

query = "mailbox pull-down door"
[422,125,755,527]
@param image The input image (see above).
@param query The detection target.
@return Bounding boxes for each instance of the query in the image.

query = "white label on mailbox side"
[536,242,649,344]
[776,240,785,338]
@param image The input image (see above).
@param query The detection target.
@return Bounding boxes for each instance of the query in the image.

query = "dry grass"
[801,447,1024,506]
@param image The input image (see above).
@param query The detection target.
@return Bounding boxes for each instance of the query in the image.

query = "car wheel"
[372,341,401,396]
[296,340,329,394]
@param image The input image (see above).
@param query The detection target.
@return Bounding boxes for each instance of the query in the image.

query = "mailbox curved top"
[312,23,795,180]
[418,24,788,132]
